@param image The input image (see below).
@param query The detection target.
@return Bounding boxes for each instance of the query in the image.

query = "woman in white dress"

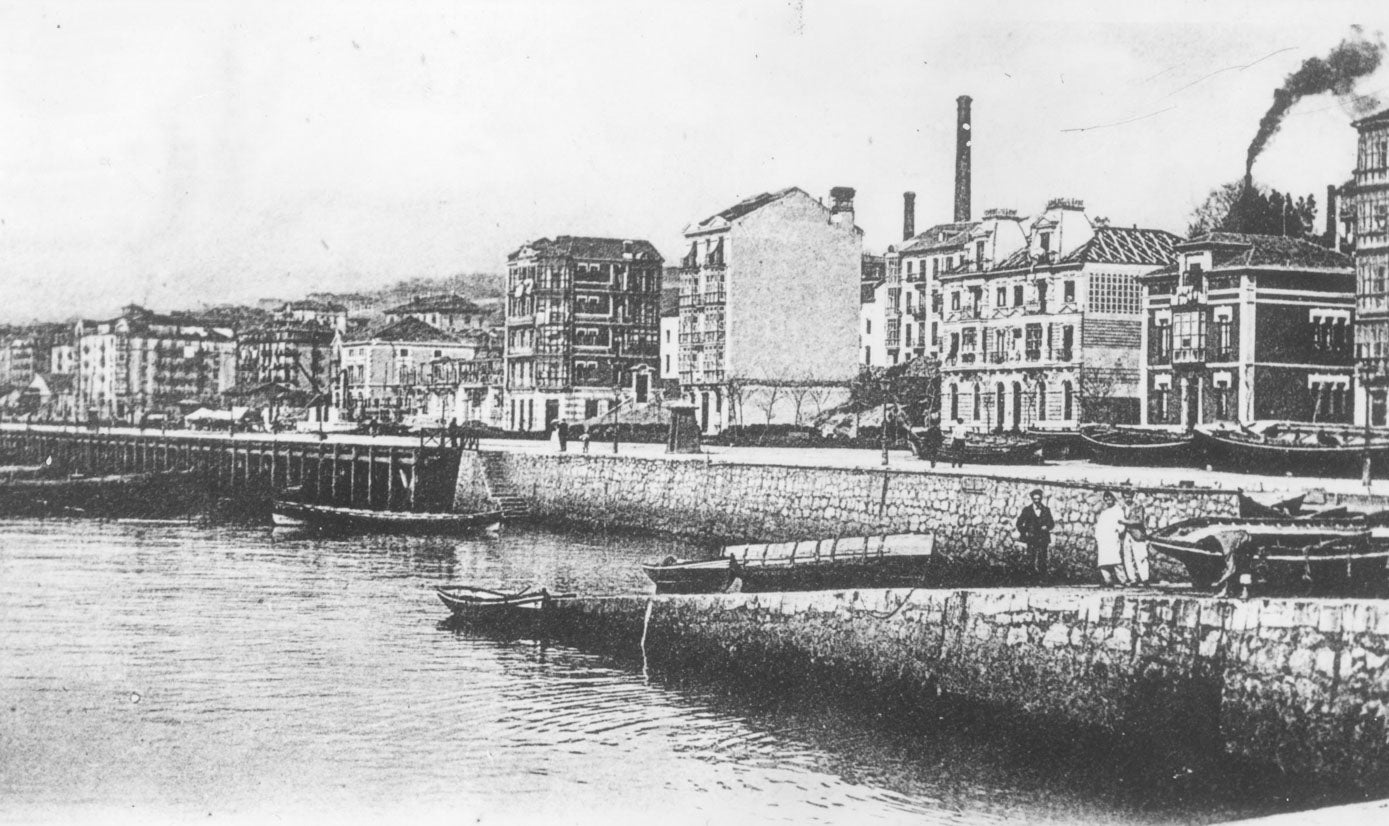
[1094,491,1126,587]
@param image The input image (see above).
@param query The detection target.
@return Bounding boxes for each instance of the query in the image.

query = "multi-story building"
[75,305,237,421]
[335,317,481,423]
[1352,108,1389,424]
[384,293,490,335]
[0,323,70,388]
[937,199,1179,431]
[235,319,336,396]
[678,186,861,433]
[504,236,663,432]
[279,299,348,333]
[1140,233,1355,427]
[658,281,681,384]
[421,329,504,426]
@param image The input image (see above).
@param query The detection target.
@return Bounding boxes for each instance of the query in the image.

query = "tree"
[1187,180,1320,239]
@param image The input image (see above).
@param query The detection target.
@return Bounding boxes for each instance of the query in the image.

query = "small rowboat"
[908,430,1043,465]
[272,499,503,534]
[1195,421,1389,478]
[1148,515,1389,596]
[1079,425,1196,467]
[642,532,935,594]
[435,585,575,622]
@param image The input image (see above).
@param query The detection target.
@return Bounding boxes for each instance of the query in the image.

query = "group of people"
[1014,487,1151,586]
[549,419,592,453]
[915,416,972,469]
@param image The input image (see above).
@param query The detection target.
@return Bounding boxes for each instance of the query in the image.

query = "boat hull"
[1079,427,1196,467]
[273,500,503,534]
[1194,428,1389,478]
[1149,517,1389,596]
[644,534,936,594]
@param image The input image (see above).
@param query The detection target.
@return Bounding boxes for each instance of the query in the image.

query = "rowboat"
[1147,515,1389,596]
[1079,425,1196,467]
[642,533,935,594]
[1194,421,1389,478]
[908,430,1043,465]
[435,584,572,616]
[272,499,503,533]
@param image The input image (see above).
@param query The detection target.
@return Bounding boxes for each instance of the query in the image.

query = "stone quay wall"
[548,588,1389,789]
[474,452,1241,581]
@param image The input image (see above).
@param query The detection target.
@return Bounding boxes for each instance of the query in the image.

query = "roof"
[354,317,459,344]
[384,293,485,316]
[510,236,663,262]
[1352,107,1389,130]
[690,188,799,230]
[1058,227,1181,266]
[899,222,978,254]
[33,373,74,393]
[282,298,347,313]
[1179,233,1352,271]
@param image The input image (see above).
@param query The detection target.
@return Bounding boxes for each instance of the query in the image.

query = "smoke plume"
[1246,26,1385,176]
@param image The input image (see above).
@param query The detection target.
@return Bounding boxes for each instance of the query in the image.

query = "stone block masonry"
[470,452,1241,581]
[546,588,1389,789]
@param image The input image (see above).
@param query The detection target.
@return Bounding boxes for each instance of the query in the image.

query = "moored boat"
[642,532,935,594]
[435,584,572,618]
[908,430,1043,465]
[1148,515,1389,596]
[1195,421,1389,478]
[1079,425,1196,467]
[272,499,503,533]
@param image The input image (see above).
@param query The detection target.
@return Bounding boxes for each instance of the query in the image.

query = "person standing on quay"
[558,419,569,452]
[920,417,944,468]
[1094,491,1127,587]
[1120,488,1150,586]
[949,418,969,468]
[1016,488,1054,578]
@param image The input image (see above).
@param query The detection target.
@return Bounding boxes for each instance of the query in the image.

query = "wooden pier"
[0,429,464,512]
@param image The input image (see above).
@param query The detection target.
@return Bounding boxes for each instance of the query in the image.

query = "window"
[975,241,985,267]
[434,350,443,358]
[933,259,940,277]
[1013,285,1024,306]
[866,319,872,335]
[951,292,960,311]
[1036,380,1047,420]
[864,346,872,364]
[1063,280,1075,303]
[1088,273,1141,314]
[1039,231,1052,253]
[972,382,981,420]
[1062,381,1073,420]
[997,286,1007,306]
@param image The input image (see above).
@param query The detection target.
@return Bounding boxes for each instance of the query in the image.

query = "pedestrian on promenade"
[1094,491,1126,587]
[581,427,591,454]
[558,419,569,452]
[447,417,460,448]
[550,420,562,451]
[1015,488,1055,578]
[920,417,944,468]
[949,418,969,468]
[1120,488,1150,585]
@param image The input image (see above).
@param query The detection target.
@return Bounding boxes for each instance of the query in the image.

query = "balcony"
[1025,349,1041,362]
[1172,347,1205,365]
[1024,300,1042,314]
[1050,348,1073,362]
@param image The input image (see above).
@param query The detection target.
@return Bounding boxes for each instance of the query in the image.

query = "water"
[0,518,1314,825]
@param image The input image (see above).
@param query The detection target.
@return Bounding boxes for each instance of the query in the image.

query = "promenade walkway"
[3,421,1382,499]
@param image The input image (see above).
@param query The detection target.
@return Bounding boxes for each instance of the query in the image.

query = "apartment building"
[335,317,481,422]
[936,199,1179,431]
[385,293,491,335]
[678,186,861,433]
[505,236,663,432]
[1353,108,1389,424]
[1141,233,1354,426]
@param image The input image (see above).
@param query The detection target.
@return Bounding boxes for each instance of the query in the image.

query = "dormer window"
[1039,232,1052,253]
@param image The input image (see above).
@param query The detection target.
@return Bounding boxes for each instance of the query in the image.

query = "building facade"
[235,319,336,396]
[421,329,504,427]
[1140,233,1355,427]
[504,236,663,433]
[75,305,237,421]
[385,293,490,334]
[335,317,481,422]
[936,199,1179,431]
[1353,108,1389,424]
[678,186,861,433]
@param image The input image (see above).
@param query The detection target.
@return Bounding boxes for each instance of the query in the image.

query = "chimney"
[954,95,972,223]
[902,191,916,241]
[1326,184,1339,251]
[830,186,856,231]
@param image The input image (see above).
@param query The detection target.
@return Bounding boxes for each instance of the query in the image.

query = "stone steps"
[478,451,530,519]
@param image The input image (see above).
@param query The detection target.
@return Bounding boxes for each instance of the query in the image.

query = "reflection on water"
[0,518,1310,824]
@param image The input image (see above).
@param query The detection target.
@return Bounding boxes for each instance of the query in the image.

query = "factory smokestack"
[954,95,972,223]
[1326,183,1339,251]
[903,192,916,241]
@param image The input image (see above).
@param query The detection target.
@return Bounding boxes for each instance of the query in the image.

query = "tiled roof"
[360,317,458,344]
[283,299,347,313]
[385,293,484,315]
[512,236,663,261]
[693,188,799,229]
[1059,227,1181,266]
[36,373,74,393]
[899,222,978,254]
[1182,233,1351,270]
[992,247,1038,271]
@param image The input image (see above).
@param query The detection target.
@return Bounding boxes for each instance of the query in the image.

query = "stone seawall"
[546,588,1389,789]
[472,452,1241,580]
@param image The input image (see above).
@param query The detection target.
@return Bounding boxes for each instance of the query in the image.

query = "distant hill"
[303,272,505,325]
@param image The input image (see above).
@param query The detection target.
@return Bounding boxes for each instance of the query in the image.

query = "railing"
[1172,347,1205,364]
[1025,349,1041,361]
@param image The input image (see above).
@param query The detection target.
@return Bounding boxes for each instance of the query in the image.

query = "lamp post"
[612,384,621,454]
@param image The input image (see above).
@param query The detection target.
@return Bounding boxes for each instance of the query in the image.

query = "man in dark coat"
[1016,488,1055,577]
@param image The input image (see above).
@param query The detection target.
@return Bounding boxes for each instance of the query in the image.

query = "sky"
[1,0,1386,323]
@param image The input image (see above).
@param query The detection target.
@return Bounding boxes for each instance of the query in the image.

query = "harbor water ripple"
[0,518,1297,824]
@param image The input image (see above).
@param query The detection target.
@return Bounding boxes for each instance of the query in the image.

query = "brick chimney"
[954,95,972,223]
[903,191,916,241]
[1326,184,1339,251]
[830,186,856,231]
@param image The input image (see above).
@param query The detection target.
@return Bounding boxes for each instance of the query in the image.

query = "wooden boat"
[1079,425,1196,467]
[435,585,572,618]
[908,430,1043,465]
[642,533,936,594]
[1195,421,1389,478]
[1148,515,1389,596]
[272,499,503,533]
